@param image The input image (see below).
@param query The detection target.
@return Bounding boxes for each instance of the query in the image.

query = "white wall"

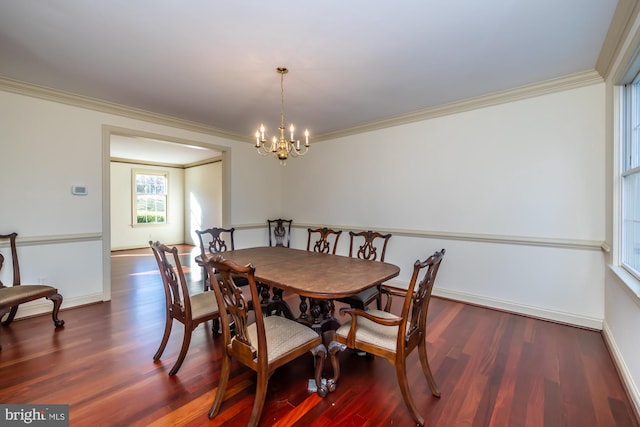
[283,83,606,328]
[185,160,223,246]
[110,162,185,250]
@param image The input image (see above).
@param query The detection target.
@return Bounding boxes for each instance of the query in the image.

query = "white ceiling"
[0,1,620,163]
[110,135,221,165]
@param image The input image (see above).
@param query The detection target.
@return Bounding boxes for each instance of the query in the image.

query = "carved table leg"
[326,340,346,392]
[310,344,329,397]
[299,296,309,321]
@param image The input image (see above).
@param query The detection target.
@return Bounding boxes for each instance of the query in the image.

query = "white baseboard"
[384,279,603,329]
[433,288,603,329]
[8,292,105,320]
[602,321,640,422]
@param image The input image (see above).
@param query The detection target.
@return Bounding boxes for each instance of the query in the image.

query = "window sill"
[608,265,640,305]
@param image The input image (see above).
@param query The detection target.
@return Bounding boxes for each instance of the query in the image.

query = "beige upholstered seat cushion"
[335,309,401,353]
[189,291,219,318]
[0,285,58,310]
[247,315,320,362]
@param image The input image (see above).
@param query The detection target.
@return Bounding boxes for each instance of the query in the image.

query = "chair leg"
[395,360,425,427]
[202,267,209,292]
[208,353,231,419]
[153,315,173,361]
[47,293,65,327]
[168,325,193,376]
[1,306,18,327]
[248,369,269,427]
[418,339,441,397]
[211,319,220,336]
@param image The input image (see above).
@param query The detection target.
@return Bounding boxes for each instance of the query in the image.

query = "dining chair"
[205,254,329,427]
[304,227,343,321]
[0,232,65,350]
[337,230,392,310]
[267,218,292,247]
[149,240,220,376]
[195,227,247,291]
[333,249,446,426]
[306,227,342,254]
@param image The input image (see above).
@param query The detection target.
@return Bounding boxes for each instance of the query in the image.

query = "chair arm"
[339,307,403,327]
[380,286,408,312]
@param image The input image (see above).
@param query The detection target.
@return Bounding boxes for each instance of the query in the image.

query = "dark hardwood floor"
[0,245,638,426]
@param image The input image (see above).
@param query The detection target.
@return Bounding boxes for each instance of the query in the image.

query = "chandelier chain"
[280,71,285,128]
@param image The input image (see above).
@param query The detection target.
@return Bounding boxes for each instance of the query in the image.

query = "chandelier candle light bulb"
[255,67,310,164]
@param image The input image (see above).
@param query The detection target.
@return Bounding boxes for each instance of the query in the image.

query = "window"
[621,75,640,278]
[133,171,168,225]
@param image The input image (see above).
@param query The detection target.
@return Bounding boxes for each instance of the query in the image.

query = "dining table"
[196,246,400,333]
[197,246,401,392]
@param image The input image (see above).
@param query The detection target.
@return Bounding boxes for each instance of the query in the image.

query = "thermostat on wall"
[71,185,88,195]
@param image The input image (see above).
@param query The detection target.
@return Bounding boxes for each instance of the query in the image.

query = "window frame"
[132,169,169,226]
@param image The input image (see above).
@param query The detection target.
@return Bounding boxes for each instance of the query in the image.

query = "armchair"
[333,249,446,426]
[0,233,64,350]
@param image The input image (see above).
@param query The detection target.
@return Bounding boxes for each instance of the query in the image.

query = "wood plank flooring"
[0,245,638,426]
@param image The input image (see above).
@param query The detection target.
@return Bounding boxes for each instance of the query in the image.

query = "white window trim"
[131,169,169,227]
[614,82,640,304]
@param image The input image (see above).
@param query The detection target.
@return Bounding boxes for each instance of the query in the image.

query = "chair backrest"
[348,230,392,262]
[205,255,266,366]
[306,227,342,254]
[149,241,192,321]
[0,233,20,288]
[400,249,445,347]
[195,227,236,256]
[267,219,292,248]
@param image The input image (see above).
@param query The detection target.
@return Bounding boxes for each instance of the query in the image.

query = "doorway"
[101,126,229,301]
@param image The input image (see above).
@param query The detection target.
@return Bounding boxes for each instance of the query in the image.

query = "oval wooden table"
[198,246,400,331]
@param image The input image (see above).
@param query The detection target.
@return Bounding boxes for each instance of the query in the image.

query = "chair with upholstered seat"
[149,240,220,376]
[205,254,329,427]
[337,230,392,310]
[333,249,446,426]
[306,227,342,254]
[195,227,247,291]
[267,218,292,247]
[0,232,65,350]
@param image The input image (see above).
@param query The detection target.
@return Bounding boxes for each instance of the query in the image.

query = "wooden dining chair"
[337,230,392,310]
[205,254,329,427]
[0,232,65,350]
[149,241,220,376]
[304,227,343,322]
[306,227,342,254]
[333,249,446,427]
[195,227,247,291]
[267,218,292,247]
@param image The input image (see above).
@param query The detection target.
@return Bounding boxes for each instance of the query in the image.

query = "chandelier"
[255,67,309,164]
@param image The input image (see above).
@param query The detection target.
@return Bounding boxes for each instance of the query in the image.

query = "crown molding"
[1,70,603,145]
[0,76,248,142]
[596,0,640,80]
[314,70,604,141]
